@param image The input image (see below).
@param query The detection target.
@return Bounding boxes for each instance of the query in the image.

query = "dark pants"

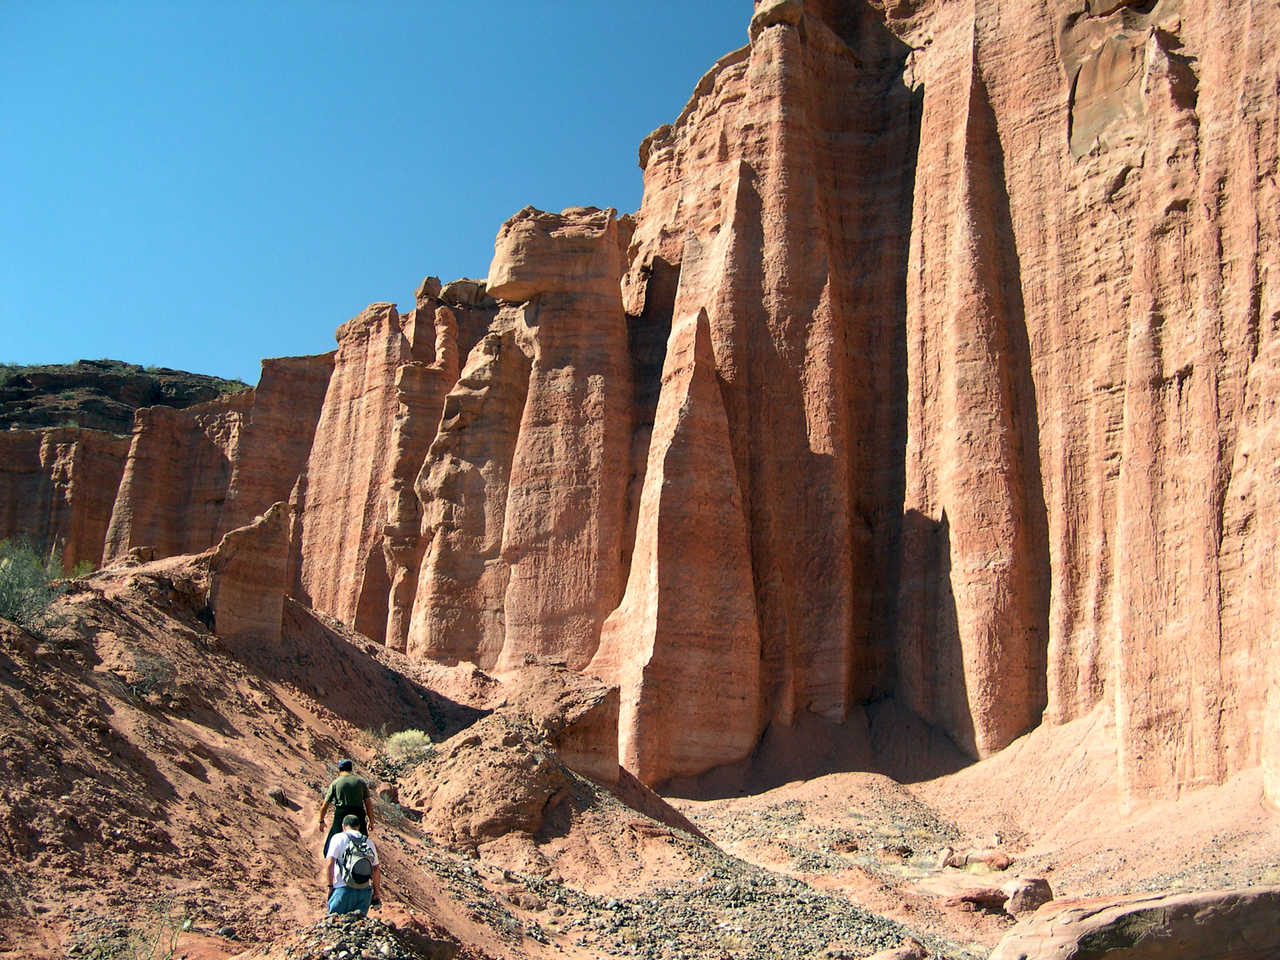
[324,804,366,855]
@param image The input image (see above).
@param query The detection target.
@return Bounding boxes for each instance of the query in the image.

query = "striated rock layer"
[103,392,256,562]
[626,0,922,736]
[489,206,634,672]
[589,309,761,784]
[407,325,531,669]
[292,302,413,633]
[0,427,129,570]
[4,0,1278,805]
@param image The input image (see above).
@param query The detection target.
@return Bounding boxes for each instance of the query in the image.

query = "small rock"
[1002,876,1054,914]
[865,938,928,960]
[945,886,1009,911]
[215,926,237,939]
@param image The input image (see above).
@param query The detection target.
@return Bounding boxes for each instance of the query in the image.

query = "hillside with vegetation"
[0,359,249,434]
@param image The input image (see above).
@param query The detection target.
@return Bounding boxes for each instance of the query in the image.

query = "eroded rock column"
[293,303,410,632]
[487,206,633,671]
[589,309,761,784]
[406,325,531,667]
[382,306,459,652]
[897,22,1049,758]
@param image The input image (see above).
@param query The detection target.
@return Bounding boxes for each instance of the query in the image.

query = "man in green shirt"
[318,759,375,854]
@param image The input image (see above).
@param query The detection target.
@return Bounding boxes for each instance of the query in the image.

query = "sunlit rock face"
[4,0,1278,801]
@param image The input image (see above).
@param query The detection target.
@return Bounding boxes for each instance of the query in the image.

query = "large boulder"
[989,887,1280,959]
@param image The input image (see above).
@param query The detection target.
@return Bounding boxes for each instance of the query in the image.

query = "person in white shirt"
[323,814,382,915]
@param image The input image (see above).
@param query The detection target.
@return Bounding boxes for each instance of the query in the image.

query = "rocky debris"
[413,834,956,960]
[396,712,576,847]
[863,939,929,960]
[988,886,1280,960]
[494,661,620,784]
[940,846,1014,872]
[279,915,451,960]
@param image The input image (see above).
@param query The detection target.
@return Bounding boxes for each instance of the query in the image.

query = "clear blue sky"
[2,3,747,384]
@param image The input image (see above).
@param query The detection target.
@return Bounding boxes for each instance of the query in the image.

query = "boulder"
[989,887,1280,959]
[206,502,290,650]
[439,277,493,308]
[414,275,442,304]
[1002,877,1054,916]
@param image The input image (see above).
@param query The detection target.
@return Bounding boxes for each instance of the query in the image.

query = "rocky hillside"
[0,359,249,434]
[3,534,1277,959]
[1,0,1277,819]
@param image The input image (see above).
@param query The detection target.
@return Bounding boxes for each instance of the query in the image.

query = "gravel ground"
[407,833,978,960]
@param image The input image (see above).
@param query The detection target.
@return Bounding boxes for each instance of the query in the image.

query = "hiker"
[323,813,382,915]
[318,758,375,855]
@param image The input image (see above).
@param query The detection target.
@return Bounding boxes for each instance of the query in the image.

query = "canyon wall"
[0,427,129,570]
[4,0,1277,805]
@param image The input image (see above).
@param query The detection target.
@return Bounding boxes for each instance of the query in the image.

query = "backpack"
[339,834,374,888]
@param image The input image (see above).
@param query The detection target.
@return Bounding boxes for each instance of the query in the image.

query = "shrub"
[385,729,435,762]
[79,902,188,959]
[0,539,66,631]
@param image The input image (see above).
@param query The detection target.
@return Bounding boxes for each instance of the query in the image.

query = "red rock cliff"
[0,428,129,570]
[6,0,1277,808]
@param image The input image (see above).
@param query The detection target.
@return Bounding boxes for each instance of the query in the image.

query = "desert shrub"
[78,902,189,959]
[127,652,176,700]
[385,728,434,762]
[0,539,66,631]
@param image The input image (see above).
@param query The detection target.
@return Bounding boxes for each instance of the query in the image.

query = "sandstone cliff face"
[896,7,1049,759]
[99,353,332,571]
[381,306,459,652]
[103,393,255,562]
[625,0,920,735]
[488,206,634,672]
[406,325,531,668]
[603,0,1279,796]
[7,0,1277,805]
[219,353,333,537]
[0,428,129,570]
[292,303,410,634]
[874,0,1280,801]
[588,309,761,784]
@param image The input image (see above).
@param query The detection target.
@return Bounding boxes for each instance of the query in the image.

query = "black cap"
[338,758,353,772]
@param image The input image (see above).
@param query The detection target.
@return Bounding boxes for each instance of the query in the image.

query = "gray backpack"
[339,834,374,888]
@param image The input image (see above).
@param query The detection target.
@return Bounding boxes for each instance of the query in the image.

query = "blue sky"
[2,3,747,384]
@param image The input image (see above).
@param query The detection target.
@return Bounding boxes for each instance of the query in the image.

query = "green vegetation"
[385,728,435,762]
[0,358,251,433]
[0,539,67,632]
